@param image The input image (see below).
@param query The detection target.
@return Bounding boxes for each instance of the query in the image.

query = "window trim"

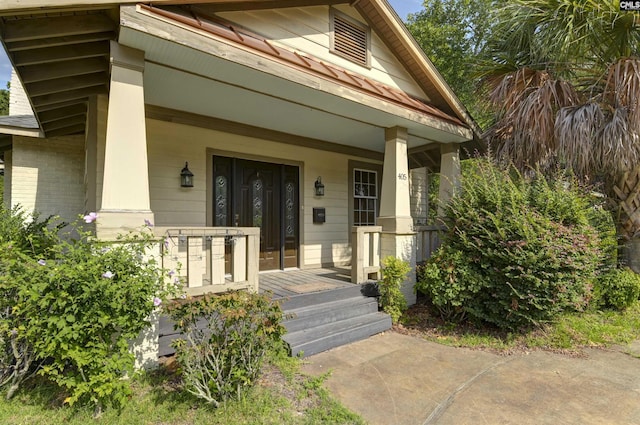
[348,161,382,232]
[329,8,371,68]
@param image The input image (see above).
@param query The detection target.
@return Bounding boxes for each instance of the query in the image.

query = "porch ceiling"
[0,8,117,137]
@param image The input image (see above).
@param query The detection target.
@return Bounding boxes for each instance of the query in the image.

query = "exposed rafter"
[2,14,115,42]
[408,144,440,171]
[0,8,116,138]
[20,57,108,83]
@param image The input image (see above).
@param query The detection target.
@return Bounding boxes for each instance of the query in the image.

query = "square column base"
[130,310,160,370]
[95,210,155,240]
[95,210,160,368]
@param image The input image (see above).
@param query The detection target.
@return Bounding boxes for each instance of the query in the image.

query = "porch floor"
[259,267,355,299]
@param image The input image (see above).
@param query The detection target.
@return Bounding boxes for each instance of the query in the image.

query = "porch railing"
[415,225,445,263]
[156,227,260,296]
[351,226,382,284]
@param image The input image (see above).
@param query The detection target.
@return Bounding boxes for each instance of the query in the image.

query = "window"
[353,169,377,226]
[330,9,370,67]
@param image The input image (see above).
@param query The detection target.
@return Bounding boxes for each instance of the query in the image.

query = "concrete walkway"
[302,332,640,425]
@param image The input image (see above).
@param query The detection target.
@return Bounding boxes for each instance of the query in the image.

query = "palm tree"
[481,0,640,268]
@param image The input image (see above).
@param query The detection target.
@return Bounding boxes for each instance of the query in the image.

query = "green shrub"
[416,159,608,330]
[417,246,482,322]
[0,208,61,400]
[595,268,640,310]
[0,206,61,257]
[165,291,285,407]
[0,210,170,414]
[379,257,410,324]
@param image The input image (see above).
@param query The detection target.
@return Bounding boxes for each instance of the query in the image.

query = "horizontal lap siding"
[145,119,381,268]
[410,168,429,225]
[3,151,11,209]
[217,5,428,101]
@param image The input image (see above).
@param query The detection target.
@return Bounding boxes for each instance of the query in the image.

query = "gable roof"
[355,0,479,135]
[139,4,465,127]
[0,0,479,141]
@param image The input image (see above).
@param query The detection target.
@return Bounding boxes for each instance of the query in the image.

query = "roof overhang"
[0,0,479,167]
[0,0,480,135]
[0,0,348,14]
[0,115,43,137]
[0,7,116,137]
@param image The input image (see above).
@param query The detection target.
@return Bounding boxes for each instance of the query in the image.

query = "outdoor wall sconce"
[314,176,325,196]
[181,162,194,188]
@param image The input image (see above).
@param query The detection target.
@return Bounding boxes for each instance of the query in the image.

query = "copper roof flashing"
[138,4,465,127]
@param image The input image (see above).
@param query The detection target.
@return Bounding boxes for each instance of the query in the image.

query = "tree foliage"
[0,83,9,116]
[406,0,499,127]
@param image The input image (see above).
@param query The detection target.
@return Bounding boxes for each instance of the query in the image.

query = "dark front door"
[213,156,299,271]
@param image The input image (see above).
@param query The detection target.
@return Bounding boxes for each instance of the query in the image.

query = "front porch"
[155,226,442,358]
[259,266,353,299]
[155,225,444,298]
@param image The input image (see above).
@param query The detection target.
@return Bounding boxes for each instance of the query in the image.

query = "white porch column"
[379,127,417,305]
[437,143,461,217]
[97,41,154,238]
[97,43,158,369]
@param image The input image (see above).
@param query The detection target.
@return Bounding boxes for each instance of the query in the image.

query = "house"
[0,0,479,360]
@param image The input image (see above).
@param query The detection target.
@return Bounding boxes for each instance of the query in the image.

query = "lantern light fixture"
[181,162,194,188]
[314,176,325,196]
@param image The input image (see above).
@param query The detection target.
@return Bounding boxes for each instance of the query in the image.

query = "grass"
[400,298,640,354]
[0,345,364,425]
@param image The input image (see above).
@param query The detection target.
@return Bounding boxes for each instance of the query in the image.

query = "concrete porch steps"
[279,285,392,358]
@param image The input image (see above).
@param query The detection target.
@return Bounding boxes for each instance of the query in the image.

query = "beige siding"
[142,119,382,267]
[95,95,108,211]
[9,69,34,117]
[10,135,85,223]
[410,167,429,225]
[217,5,428,101]
[3,150,11,209]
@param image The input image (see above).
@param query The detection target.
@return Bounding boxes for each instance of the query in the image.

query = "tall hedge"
[416,160,614,330]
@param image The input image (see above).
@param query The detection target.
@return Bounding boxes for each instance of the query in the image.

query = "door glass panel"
[285,181,295,237]
[252,178,263,228]
[215,175,228,226]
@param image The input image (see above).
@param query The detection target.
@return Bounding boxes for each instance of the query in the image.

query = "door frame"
[206,148,305,269]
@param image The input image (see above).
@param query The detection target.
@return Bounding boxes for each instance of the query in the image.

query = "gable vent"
[331,10,370,67]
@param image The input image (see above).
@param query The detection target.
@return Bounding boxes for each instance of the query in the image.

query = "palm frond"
[603,57,640,130]
[555,103,604,179]
[485,68,579,172]
[595,107,640,178]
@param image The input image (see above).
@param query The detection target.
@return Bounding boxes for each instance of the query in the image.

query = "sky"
[0,0,424,89]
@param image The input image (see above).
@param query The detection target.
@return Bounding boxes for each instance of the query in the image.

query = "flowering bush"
[0,207,61,399]
[0,209,171,414]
